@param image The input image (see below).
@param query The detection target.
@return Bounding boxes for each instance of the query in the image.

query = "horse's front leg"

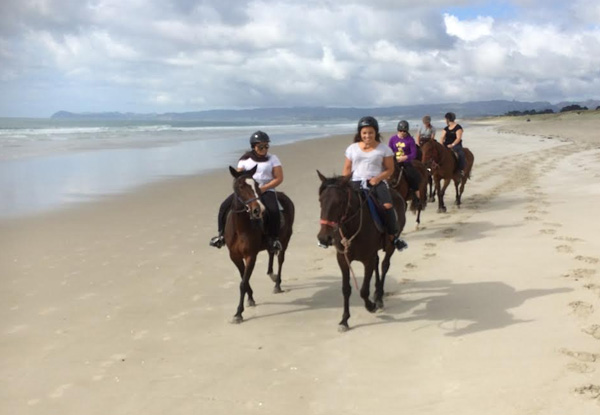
[336,253,352,332]
[428,175,436,202]
[232,254,257,324]
[437,177,449,213]
[360,256,377,313]
[454,178,462,207]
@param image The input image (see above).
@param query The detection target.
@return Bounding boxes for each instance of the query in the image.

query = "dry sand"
[2,112,600,414]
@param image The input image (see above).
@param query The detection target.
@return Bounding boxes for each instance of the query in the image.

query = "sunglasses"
[256,144,269,150]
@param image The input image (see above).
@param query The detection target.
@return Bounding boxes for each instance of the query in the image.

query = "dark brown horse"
[317,171,406,332]
[389,160,429,228]
[421,140,474,213]
[417,144,437,202]
[225,166,295,323]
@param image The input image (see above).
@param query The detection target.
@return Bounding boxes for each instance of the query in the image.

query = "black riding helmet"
[249,130,270,146]
[397,120,409,132]
[357,116,379,134]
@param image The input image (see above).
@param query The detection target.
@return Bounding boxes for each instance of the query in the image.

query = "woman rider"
[342,116,408,251]
[210,131,284,252]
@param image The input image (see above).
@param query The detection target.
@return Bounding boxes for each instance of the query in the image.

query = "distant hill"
[51,99,600,122]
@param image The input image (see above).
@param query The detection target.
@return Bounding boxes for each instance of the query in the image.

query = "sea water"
[0,117,408,218]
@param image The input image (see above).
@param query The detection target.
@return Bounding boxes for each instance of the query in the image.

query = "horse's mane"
[318,175,351,194]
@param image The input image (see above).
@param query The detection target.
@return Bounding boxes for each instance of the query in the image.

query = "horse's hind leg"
[271,250,285,294]
[454,180,462,207]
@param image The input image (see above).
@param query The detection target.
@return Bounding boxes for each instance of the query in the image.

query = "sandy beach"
[2,112,600,414]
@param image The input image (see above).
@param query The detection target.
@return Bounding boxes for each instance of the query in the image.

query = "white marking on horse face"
[244,178,265,211]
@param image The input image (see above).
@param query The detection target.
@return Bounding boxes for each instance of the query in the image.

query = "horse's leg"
[375,248,393,310]
[428,175,436,202]
[336,254,352,332]
[435,177,445,213]
[267,250,276,281]
[360,256,377,313]
[271,249,285,294]
[454,178,462,207]
[232,254,257,324]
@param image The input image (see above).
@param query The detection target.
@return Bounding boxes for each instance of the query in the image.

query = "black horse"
[225,166,295,323]
[316,171,406,331]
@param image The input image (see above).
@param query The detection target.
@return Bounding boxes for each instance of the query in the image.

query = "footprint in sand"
[424,242,437,249]
[574,384,600,402]
[48,383,73,399]
[562,268,597,280]
[540,229,557,235]
[556,245,574,254]
[582,325,600,340]
[442,228,456,237]
[584,284,600,297]
[555,236,584,242]
[575,256,599,264]
[569,301,594,318]
[405,263,417,269]
[560,348,600,363]
[566,362,595,373]
[543,222,563,228]
[423,253,437,259]
[524,216,540,221]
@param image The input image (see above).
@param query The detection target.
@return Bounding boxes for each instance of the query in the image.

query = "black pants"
[350,180,398,235]
[217,191,280,238]
[452,144,466,170]
[399,162,420,191]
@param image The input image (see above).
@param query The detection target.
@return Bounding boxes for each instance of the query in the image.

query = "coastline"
[2,117,600,414]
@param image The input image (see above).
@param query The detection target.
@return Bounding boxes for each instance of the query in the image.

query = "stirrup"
[209,235,224,249]
[393,237,408,252]
[270,239,282,253]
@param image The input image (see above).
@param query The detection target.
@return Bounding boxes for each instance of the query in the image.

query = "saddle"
[361,189,386,234]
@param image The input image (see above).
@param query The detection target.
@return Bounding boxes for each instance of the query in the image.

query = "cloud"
[0,0,599,117]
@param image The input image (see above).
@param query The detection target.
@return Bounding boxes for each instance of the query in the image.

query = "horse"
[225,165,295,324]
[420,140,474,213]
[417,144,437,202]
[389,160,429,228]
[317,171,406,332]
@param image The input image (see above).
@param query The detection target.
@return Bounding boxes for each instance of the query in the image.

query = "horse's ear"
[317,170,327,183]
[247,165,258,176]
[229,166,239,177]
[340,174,352,186]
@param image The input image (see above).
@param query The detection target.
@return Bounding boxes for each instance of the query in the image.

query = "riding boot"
[383,208,408,251]
[209,231,225,249]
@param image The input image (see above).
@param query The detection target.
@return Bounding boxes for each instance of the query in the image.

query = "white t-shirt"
[344,142,393,181]
[237,154,282,187]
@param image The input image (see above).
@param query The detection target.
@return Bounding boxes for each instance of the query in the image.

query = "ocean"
[0,117,409,219]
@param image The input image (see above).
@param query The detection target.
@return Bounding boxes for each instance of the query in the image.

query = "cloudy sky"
[1,0,599,118]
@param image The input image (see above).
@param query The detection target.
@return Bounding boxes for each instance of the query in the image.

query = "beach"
[2,113,600,414]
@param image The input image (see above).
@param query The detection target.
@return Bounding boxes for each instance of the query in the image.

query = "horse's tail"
[275,191,295,233]
[463,148,474,179]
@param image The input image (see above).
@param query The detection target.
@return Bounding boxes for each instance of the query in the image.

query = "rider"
[388,120,421,203]
[209,131,284,253]
[342,116,408,251]
[415,115,436,159]
[439,112,466,177]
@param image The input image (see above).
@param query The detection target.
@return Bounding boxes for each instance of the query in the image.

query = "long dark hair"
[239,147,270,162]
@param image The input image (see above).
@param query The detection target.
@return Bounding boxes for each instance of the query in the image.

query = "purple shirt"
[388,134,418,162]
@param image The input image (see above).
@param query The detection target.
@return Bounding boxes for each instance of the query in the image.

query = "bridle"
[319,184,357,229]
[232,178,263,215]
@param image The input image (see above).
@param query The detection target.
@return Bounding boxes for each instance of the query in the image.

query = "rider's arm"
[260,165,283,192]
[449,128,463,148]
[342,157,353,177]
[369,156,394,186]
[438,130,446,145]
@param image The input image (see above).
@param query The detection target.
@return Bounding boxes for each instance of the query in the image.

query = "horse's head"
[230,165,265,220]
[316,170,352,248]
[421,140,440,172]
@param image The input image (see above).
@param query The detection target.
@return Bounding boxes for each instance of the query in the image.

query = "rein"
[320,184,369,290]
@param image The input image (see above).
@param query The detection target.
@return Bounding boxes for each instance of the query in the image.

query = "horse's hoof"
[365,301,377,313]
[375,300,384,310]
[273,286,283,294]
[338,324,350,333]
[268,272,277,282]
[437,208,446,213]
[247,299,256,307]
[231,315,243,324]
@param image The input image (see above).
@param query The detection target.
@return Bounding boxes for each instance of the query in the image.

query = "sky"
[1,0,599,118]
